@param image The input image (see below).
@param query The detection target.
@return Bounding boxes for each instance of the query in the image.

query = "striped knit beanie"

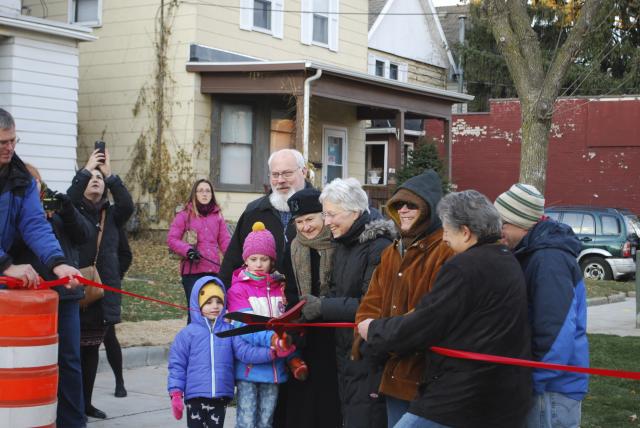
[494,183,545,230]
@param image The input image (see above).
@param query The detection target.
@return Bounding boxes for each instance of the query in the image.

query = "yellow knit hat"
[198,283,225,308]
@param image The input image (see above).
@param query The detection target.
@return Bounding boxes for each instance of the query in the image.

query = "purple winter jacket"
[167,204,231,277]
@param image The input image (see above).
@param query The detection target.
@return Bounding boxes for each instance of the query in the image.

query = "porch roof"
[186,60,472,120]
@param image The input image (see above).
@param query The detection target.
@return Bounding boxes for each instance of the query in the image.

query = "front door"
[322,126,347,185]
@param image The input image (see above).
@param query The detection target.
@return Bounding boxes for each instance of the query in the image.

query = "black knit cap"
[287,188,323,218]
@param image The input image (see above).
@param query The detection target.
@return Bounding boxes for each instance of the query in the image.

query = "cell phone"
[94,140,106,163]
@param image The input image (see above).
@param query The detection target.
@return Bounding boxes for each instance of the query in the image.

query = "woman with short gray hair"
[358,189,532,428]
[302,177,395,428]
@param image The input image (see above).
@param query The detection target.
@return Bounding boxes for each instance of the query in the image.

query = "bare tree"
[484,0,605,192]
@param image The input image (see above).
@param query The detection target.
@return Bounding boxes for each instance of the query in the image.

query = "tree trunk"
[519,105,552,193]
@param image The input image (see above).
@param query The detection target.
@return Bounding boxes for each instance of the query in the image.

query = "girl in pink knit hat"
[226,222,308,428]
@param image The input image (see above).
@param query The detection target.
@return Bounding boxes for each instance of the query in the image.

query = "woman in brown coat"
[354,169,453,427]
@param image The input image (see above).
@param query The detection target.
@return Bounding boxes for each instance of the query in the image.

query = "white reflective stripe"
[0,343,58,368]
[0,402,56,427]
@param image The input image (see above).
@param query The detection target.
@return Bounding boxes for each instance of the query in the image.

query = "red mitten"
[170,391,184,420]
[288,357,309,381]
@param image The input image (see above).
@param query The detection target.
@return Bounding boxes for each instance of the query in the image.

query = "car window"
[546,212,560,221]
[561,212,585,234]
[601,215,621,235]
[581,214,595,234]
[625,215,640,236]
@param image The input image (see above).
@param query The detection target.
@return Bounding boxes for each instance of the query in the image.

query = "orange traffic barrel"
[0,289,58,428]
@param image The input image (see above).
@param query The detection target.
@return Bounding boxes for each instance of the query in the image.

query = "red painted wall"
[427,97,640,214]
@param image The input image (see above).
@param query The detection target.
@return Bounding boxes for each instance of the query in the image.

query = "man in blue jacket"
[0,108,80,288]
[495,183,589,428]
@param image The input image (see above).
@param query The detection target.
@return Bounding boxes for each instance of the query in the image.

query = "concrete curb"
[587,291,635,307]
[97,345,170,373]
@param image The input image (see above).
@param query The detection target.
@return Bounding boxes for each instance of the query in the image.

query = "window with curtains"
[69,0,102,26]
[253,0,272,30]
[219,104,254,186]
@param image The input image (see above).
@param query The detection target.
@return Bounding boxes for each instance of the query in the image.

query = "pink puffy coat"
[167,204,231,276]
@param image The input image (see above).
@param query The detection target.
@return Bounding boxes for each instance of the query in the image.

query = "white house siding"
[0,30,80,191]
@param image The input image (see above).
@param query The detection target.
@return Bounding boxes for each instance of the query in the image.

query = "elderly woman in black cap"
[281,187,342,428]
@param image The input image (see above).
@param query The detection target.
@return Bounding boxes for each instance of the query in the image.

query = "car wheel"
[580,257,613,281]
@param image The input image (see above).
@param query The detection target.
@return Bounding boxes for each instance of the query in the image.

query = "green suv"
[545,206,639,281]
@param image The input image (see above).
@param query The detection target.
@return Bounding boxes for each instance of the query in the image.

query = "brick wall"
[427,97,640,214]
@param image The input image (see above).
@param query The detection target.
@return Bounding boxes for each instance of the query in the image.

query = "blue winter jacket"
[0,155,65,273]
[514,219,589,400]
[167,276,274,400]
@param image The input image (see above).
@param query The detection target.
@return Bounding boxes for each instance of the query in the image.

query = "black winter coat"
[321,211,395,428]
[367,242,532,428]
[219,184,313,288]
[10,198,93,300]
[68,170,134,325]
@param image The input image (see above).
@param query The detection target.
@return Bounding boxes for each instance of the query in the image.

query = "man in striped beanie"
[493,183,545,249]
[495,183,588,428]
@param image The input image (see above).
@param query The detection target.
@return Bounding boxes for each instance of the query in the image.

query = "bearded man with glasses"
[219,148,312,289]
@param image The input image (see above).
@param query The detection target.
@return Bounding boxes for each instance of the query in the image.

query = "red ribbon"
[4,275,640,381]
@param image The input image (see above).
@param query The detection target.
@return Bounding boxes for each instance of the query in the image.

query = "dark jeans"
[181,273,210,323]
[57,299,86,428]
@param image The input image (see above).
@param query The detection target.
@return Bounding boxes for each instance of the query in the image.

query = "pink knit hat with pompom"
[242,222,277,261]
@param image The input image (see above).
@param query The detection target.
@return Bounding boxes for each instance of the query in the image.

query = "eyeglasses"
[0,136,19,147]
[196,189,212,194]
[390,201,419,211]
[321,210,352,220]
[270,167,300,180]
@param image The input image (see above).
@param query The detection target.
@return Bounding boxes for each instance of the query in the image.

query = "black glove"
[54,192,75,219]
[301,294,322,321]
[186,248,201,261]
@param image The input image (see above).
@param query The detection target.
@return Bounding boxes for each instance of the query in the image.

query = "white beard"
[269,188,295,212]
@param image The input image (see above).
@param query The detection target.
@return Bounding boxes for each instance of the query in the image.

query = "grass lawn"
[121,236,186,321]
[586,279,636,299]
[583,334,640,427]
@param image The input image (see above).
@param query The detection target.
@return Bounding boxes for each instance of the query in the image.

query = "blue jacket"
[168,276,273,400]
[0,155,65,273]
[514,219,589,400]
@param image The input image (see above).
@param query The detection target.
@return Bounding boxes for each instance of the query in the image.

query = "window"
[253,0,272,30]
[312,0,329,44]
[389,63,399,80]
[368,54,408,82]
[601,215,621,235]
[546,212,560,221]
[301,0,339,51]
[560,213,595,235]
[402,142,414,166]
[69,0,102,26]
[240,0,283,38]
[220,105,254,185]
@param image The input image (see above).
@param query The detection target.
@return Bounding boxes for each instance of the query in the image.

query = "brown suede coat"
[354,230,453,401]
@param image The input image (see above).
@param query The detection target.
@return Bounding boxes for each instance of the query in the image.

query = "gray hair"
[0,108,15,129]
[320,177,370,214]
[268,149,305,171]
[437,190,502,240]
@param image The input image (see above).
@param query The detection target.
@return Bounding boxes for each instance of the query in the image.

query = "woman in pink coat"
[167,179,230,321]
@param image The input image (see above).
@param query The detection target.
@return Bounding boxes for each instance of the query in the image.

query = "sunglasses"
[390,201,419,211]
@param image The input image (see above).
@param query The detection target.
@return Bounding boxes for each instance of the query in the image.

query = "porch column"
[395,110,405,172]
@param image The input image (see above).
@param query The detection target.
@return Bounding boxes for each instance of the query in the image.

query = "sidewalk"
[88,297,640,426]
[88,365,236,427]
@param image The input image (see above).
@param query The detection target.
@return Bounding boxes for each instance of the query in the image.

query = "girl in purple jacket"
[168,276,275,427]
[167,179,230,322]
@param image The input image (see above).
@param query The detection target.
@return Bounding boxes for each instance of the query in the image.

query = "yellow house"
[21,0,470,227]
